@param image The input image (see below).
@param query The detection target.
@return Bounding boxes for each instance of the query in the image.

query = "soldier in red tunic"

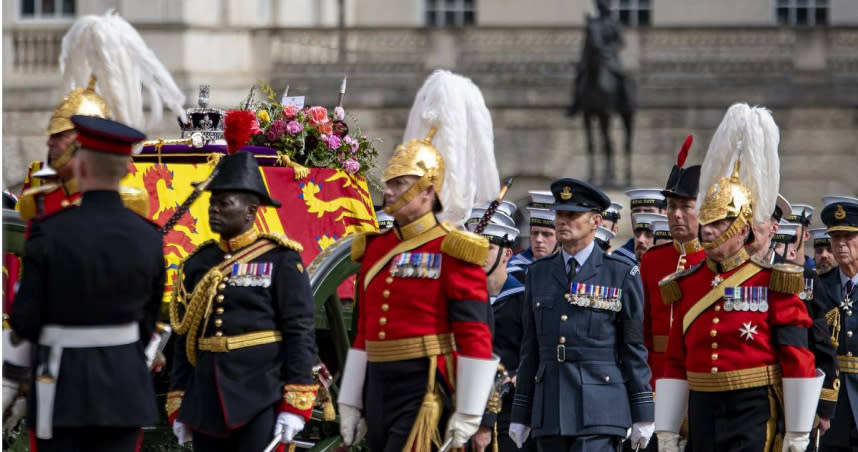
[655,104,822,452]
[640,135,705,391]
[338,70,499,452]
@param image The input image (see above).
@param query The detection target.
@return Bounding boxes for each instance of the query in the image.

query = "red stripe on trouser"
[135,428,144,452]
[28,428,37,452]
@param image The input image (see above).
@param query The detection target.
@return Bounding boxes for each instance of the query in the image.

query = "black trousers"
[31,427,142,452]
[536,435,622,452]
[364,358,451,452]
[688,387,776,452]
[192,404,280,452]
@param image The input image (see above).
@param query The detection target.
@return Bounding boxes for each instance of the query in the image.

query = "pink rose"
[344,135,359,153]
[307,106,329,125]
[334,106,345,121]
[343,158,361,174]
[282,103,299,119]
[286,120,303,135]
[327,135,342,150]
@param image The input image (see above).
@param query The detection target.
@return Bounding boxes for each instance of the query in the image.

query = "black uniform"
[773,253,839,420]
[10,191,164,451]
[819,267,858,451]
[481,276,535,452]
[169,234,317,450]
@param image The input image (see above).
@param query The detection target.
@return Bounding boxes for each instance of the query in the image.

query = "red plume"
[676,134,693,168]
[223,110,262,154]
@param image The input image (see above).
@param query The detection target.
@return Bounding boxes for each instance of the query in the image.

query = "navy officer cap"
[71,115,146,155]
[550,178,611,213]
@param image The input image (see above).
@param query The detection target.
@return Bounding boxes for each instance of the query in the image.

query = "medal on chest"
[230,262,273,287]
[723,286,769,313]
[798,277,814,301]
[564,282,623,312]
[389,252,442,279]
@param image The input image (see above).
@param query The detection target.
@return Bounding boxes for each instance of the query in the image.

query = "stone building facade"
[4,0,857,242]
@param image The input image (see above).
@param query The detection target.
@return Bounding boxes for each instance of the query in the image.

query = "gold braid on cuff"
[283,384,318,411]
[166,390,184,418]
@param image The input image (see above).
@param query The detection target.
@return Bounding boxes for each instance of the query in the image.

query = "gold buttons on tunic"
[215,331,223,337]
[216,295,225,302]
[711,367,718,374]
[712,318,720,324]
[61,200,70,207]
[381,304,390,312]
[714,305,721,312]
[218,283,226,290]
[710,330,717,337]
[711,343,718,349]
[379,317,387,326]
[604,376,610,383]
[711,353,718,360]
[224,254,233,260]
[559,336,566,344]
[215,307,224,315]
[847,331,853,338]
[378,331,386,340]
[214,319,222,327]
[536,302,541,308]
[848,352,854,357]
[561,315,568,322]
[382,290,390,298]
[386,277,394,284]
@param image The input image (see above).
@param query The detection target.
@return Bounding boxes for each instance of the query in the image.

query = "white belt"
[36,322,139,439]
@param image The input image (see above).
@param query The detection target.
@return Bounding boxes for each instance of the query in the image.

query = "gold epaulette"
[282,384,318,411]
[820,379,840,402]
[165,390,184,419]
[259,232,303,253]
[658,266,698,305]
[440,225,489,266]
[769,262,804,294]
[350,230,380,263]
[16,183,60,221]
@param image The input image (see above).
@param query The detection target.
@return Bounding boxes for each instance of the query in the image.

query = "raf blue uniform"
[511,179,654,452]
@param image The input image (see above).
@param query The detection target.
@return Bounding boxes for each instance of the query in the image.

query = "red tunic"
[663,258,815,383]
[640,240,705,387]
[353,214,492,384]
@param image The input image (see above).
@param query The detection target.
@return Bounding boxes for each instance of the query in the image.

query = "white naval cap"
[602,201,623,221]
[466,207,516,228]
[528,190,554,209]
[624,188,666,209]
[526,207,555,227]
[466,219,520,246]
[809,227,830,247]
[375,209,394,229]
[595,225,616,244]
[653,218,672,241]
[632,213,668,232]
[785,203,814,225]
[773,219,799,244]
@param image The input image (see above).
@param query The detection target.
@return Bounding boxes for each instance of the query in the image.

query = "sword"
[438,436,455,452]
[159,167,220,235]
[261,431,315,452]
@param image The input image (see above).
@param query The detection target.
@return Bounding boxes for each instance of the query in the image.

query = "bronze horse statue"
[567,1,635,188]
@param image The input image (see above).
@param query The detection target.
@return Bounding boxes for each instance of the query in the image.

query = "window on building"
[610,0,650,27]
[776,0,828,26]
[424,0,476,27]
[20,0,75,19]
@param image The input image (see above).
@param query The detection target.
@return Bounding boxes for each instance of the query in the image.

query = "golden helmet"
[698,162,754,249]
[47,75,111,136]
[383,127,445,192]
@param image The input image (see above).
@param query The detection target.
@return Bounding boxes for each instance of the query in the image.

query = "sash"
[682,263,762,334]
[362,225,446,290]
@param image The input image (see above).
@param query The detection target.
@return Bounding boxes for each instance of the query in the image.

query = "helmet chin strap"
[700,213,750,251]
[383,175,434,215]
[49,141,80,173]
[485,246,504,276]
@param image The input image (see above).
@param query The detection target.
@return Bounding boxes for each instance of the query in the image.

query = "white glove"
[508,422,531,449]
[275,412,306,443]
[338,403,367,446]
[631,421,655,449]
[444,412,482,447]
[2,380,26,433]
[655,431,681,452]
[782,432,810,452]
[172,420,192,445]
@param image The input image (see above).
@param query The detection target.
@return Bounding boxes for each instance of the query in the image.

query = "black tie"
[846,280,855,299]
[567,257,578,282]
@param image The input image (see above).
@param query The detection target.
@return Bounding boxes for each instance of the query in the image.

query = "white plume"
[402,70,500,225]
[697,103,780,224]
[59,10,186,131]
